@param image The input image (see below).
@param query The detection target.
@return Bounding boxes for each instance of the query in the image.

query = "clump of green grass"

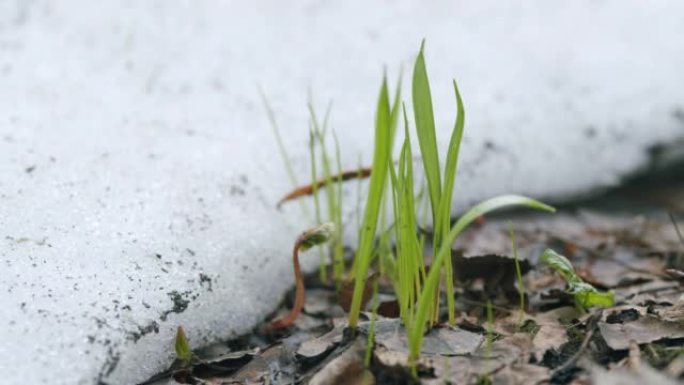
[346,42,555,370]
[266,41,556,373]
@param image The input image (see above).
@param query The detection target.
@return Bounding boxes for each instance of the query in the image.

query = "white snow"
[0,1,682,384]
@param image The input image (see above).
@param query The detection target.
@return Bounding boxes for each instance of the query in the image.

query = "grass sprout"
[541,248,614,311]
[260,88,310,217]
[480,300,494,385]
[508,222,526,328]
[174,326,193,367]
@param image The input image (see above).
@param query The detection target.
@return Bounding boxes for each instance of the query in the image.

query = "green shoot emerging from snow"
[540,248,614,310]
[267,41,557,373]
[175,326,193,367]
[345,43,556,372]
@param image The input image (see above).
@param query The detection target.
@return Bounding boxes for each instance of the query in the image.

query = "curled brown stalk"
[277,167,372,208]
[268,223,335,330]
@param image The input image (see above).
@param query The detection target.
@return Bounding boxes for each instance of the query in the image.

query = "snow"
[0,1,682,384]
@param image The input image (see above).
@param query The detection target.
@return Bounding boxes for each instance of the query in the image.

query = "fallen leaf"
[308,339,372,385]
[229,345,291,383]
[191,349,258,379]
[531,307,581,361]
[591,364,680,385]
[490,363,551,385]
[598,315,684,350]
[296,326,345,363]
[368,319,484,357]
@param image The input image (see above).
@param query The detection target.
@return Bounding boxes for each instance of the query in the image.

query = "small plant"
[269,222,336,330]
[508,222,526,328]
[479,300,495,385]
[540,248,614,310]
[174,326,193,367]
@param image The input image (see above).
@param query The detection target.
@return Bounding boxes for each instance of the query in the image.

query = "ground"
[143,180,684,385]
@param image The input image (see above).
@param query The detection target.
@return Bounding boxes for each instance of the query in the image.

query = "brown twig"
[550,310,602,377]
[277,167,372,208]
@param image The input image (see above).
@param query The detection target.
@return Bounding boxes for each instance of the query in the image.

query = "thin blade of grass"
[309,101,339,279]
[348,75,394,329]
[259,87,310,217]
[508,222,525,328]
[308,125,327,282]
[408,195,555,365]
[439,79,465,325]
[389,72,403,147]
[412,41,442,227]
[332,128,345,280]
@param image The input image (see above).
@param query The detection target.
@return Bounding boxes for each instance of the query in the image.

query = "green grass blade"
[332,128,345,279]
[389,72,403,148]
[438,80,465,325]
[408,195,555,365]
[259,88,310,217]
[308,125,327,282]
[508,222,525,328]
[348,75,394,329]
[412,41,442,228]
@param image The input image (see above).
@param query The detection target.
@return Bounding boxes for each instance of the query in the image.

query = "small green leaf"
[574,287,615,309]
[299,222,336,251]
[540,248,614,310]
[540,249,577,283]
[175,326,192,366]
[412,41,442,227]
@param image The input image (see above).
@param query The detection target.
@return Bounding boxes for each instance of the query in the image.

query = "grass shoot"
[508,222,526,328]
[174,326,193,367]
[540,248,614,311]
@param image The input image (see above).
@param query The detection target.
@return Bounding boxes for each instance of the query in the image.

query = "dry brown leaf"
[296,325,344,362]
[277,167,372,207]
[369,319,484,356]
[599,314,684,350]
[308,339,372,385]
[531,307,581,361]
[591,364,680,385]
